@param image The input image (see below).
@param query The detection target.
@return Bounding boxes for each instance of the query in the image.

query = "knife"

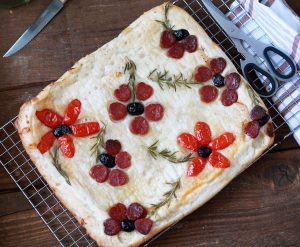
[3,0,68,57]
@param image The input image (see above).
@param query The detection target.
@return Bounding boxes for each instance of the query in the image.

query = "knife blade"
[3,0,67,57]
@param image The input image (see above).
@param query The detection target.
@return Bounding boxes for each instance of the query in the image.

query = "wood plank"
[0,191,31,216]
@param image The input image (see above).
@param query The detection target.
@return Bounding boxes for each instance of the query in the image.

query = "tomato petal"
[208,151,230,168]
[37,131,55,154]
[63,99,81,125]
[194,122,212,146]
[208,132,235,150]
[57,134,75,158]
[177,133,200,151]
[71,122,101,137]
[36,109,63,128]
[187,157,207,176]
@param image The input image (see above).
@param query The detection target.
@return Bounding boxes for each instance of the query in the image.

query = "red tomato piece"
[208,151,230,168]
[103,218,121,236]
[105,139,122,155]
[127,203,145,221]
[109,203,127,221]
[224,72,241,90]
[130,116,149,135]
[114,84,132,102]
[244,120,260,138]
[167,42,185,59]
[208,132,235,150]
[210,57,227,75]
[71,122,101,137]
[108,169,128,186]
[136,82,153,101]
[194,66,213,83]
[63,99,81,125]
[135,218,153,235]
[221,88,238,106]
[115,151,132,169]
[89,165,109,183]
[177,133,199,151]
[109,102,127,121]
[186,157,207,176]
[160,30,176,48]
[37,131,56,154]
[144,103,164,121]
[194,122,212,146]
[199,85,218,103]
[182,35,198,53]
[36,109,63,128]
[57,134,75,158]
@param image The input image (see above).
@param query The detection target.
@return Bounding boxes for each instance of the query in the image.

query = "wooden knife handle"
[59,0,68,4]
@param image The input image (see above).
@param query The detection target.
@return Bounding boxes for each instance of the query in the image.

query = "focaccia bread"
[16,3,274,247]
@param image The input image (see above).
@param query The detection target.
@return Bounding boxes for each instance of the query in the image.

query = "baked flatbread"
[16,3,274,247]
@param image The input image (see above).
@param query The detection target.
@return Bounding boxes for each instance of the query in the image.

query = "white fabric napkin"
[228,0,300,145]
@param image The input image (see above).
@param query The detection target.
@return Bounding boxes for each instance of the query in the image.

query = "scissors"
[202,0,297,97]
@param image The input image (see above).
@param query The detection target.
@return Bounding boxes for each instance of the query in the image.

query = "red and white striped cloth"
[228,0,300,145]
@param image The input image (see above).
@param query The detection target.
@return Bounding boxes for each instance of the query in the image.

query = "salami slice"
[109,102,127,121]
[114,84,132,102]
[144,103,164,121]
[108,169,128,186]
[136,82,153,101]
[224,72,241,90]
[103,218,121,236]
[127,203,145,221]
[89,165,109,183]
[109,203,127,221]
[135,218,153,235]
[266,123,274,137]
[199,85,218,103]
[167,42,185,59]
[244,120,260,138]
[250,105,267,120]
[130,116,149,135]
[182,35,198,53]
[194,66,213,83]
[210,57,226,74]
[105,139,122,155]
[115,151,132,169]
[221,88,238,106]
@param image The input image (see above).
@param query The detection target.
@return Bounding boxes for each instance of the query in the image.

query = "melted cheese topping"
[16,4,273,247]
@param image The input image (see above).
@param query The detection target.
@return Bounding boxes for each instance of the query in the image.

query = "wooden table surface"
[0,0,299,246]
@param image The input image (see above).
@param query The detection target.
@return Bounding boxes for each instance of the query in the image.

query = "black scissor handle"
[263,46,296,80]
[243,63,278,97]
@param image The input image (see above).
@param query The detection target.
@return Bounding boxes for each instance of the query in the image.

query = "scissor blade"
[3,0,63,57]
[201,0,248,43]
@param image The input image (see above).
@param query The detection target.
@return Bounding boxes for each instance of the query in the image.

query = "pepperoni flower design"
[109,83,164,135]
[90,139,132,186]
[103,202,153,236]
[177,122,235,176]
[195,57,241,107]
[36,99,101,158]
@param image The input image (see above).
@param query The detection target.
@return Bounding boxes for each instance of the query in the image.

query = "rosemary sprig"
[150,178,181,215]
[124,57,137,102]
[51,147,71,185]
[90,123,106,158]
[148,140,194,163]
[148,69,198,91]
[245,83,260,106]
[156,2,174,31]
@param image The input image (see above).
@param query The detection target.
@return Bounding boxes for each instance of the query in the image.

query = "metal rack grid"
[0,0,298,246]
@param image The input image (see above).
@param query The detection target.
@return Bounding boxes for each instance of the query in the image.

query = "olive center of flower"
[127,102,144,116]
[53,124,72,138]
[197,146,212,158]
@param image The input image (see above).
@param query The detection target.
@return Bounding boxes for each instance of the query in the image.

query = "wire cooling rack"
[0,0,298,246]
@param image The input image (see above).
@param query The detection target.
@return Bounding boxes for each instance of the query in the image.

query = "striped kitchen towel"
[228,0,300,145]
